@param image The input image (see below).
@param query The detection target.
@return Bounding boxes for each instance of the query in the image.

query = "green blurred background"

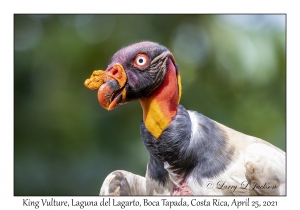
[14,14,286,195]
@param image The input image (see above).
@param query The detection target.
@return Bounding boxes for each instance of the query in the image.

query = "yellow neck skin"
[140,60,182,139]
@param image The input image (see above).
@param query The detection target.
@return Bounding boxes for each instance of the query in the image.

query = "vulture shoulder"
[186,112,286,196]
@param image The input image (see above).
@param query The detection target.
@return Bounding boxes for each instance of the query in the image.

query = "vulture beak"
[84,63,127,110]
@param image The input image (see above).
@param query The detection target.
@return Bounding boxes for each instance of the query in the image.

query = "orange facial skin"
[140,59,181,138]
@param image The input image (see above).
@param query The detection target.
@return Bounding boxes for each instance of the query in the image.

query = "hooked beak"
[84,63,127,110]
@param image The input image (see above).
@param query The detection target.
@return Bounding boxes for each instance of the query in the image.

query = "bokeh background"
[14,14,286,195]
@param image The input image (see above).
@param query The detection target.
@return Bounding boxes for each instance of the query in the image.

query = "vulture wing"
[100,170,146,195]
[244,143,285,195]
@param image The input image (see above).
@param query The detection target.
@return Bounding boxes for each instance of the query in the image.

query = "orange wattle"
[140,59,180,138]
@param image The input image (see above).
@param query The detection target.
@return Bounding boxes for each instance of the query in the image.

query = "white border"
[2,0,299,209]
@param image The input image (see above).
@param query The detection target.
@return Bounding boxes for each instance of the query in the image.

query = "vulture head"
[84,41,182,138]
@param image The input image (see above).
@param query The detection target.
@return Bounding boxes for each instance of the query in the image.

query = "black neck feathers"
[141,105,234,185]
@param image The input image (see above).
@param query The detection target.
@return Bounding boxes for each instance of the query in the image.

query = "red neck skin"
[139,59,180,138]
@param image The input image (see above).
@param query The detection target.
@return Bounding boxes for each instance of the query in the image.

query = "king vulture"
[84,41,285,196]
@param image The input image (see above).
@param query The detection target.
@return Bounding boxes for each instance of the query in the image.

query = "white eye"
[134,54,149,68]
[136,56,146,65]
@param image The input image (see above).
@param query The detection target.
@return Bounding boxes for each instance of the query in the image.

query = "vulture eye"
[134,54,149,68]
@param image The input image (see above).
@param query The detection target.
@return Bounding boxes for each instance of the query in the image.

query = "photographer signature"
[206,181,277,193]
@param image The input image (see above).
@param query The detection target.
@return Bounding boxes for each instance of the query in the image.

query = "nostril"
[107,64,126,83]
[111,68,118,75]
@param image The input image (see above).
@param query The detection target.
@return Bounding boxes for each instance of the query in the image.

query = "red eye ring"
[133,54,149,69]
